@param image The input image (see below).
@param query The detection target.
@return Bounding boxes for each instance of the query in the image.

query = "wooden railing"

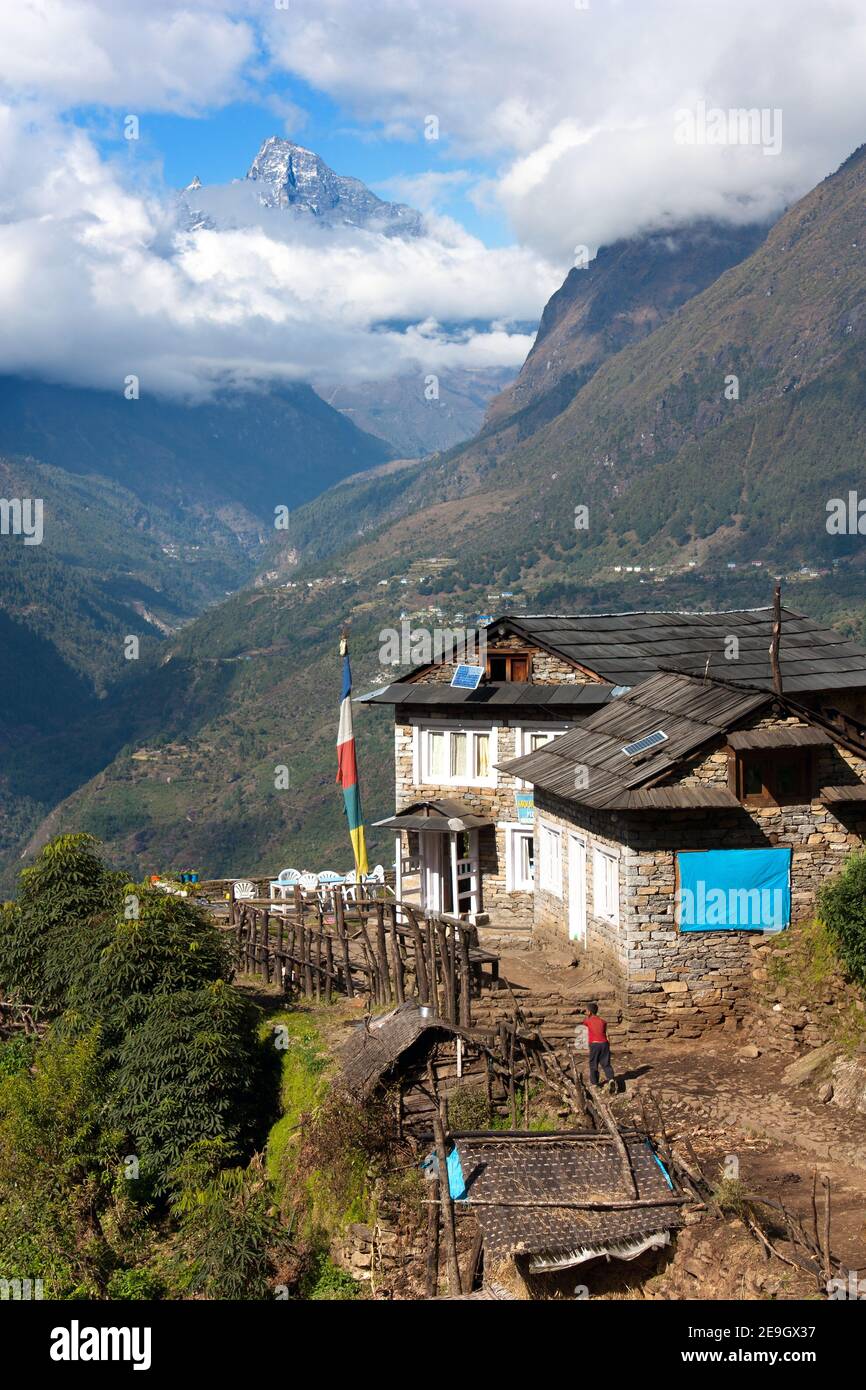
[221,892,499,1026]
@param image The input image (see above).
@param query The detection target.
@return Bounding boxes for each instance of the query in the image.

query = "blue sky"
[81,77,513,247]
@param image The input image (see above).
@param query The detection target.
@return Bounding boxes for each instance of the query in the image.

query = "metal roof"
[358,681,616,709]
[499,671,770,810]
[482,607,866,694]
[373,798,493,832]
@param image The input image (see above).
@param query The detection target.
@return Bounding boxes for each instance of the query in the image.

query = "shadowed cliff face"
[485,220,770,437]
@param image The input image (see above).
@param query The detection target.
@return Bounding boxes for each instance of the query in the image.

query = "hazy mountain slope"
[0,377,393,525]
[0,376,393,867]
[283,143,866,589]
[316,365,518,457]
[1,585,398,888]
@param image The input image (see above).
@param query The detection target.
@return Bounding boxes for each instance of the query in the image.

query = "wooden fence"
[222,891,499,1026]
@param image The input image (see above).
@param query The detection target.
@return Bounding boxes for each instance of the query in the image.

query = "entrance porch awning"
[374,799,493,833]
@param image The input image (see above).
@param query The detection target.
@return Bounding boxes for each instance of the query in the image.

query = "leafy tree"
[0,834,122,1012]
[63,886,233,1041]
[170,1143,283,1299]
[0,1030,131,1297]
[819,851,866,987]
[109,982,262,1189]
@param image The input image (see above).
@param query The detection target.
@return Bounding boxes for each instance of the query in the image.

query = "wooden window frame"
[592,845,620,925]
[418,722,498,788]
[485,650,530,682]
[729,747,813,808]
[503,823,535,892]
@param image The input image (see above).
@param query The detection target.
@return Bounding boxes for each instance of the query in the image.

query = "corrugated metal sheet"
[358,682,615,708]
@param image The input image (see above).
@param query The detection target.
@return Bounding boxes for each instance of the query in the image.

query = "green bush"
[819,851,866,987]
[105,1267,167,1300]
[0,1031,127,1297]
[0,834,122,1012]
[170,1146,282,1300]
[298,1250,362,1301]
[109,982,263,1190]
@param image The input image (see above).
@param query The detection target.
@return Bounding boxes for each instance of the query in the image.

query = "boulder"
[781,1042,838,1087]
[831,1056,866,1115]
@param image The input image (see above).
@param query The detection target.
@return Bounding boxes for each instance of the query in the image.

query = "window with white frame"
[418,724,496,787]
[514,727,565,788]
[537,822,562,896]
[592,846,619,924]
[505,825,535,892]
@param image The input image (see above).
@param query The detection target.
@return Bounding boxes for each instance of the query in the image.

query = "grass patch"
[261,1008,332,1186]
[298,1250,364,1301]
[446,1079,559,1132]
[763,917,866,1049]
[766,917,841,990]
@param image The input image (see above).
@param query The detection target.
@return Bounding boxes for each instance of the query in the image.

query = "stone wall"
[405,634,595,685]
[529,712,866,1040]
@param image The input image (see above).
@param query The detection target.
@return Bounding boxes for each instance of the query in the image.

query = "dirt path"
[610,1035,866,1269]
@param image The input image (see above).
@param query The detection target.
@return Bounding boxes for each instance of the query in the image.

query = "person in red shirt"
[583,1002,616,1093]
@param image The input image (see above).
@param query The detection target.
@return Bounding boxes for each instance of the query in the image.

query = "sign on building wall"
[677,848,791,931]
[514,790,535,824]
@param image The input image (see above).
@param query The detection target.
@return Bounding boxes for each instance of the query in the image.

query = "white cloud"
[4,0,866,393]
[0,107,554,397]
[0,0,254,112]
[261,0,866,258]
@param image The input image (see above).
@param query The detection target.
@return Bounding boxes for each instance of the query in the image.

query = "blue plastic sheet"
[677,848,791,932]
[420,1145,467,1201]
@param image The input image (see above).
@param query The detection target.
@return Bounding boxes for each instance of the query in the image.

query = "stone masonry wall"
[530,712,866,1040]
[405,634,593,685]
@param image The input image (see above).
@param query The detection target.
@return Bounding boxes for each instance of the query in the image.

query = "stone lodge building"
[362,607,866,1027]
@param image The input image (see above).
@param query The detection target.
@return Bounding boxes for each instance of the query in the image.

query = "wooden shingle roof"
[499,671,769,809]
[339,1001,463,1099]
[488,607,866,694]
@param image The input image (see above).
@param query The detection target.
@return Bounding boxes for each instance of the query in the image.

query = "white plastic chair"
[342,869,361,905]
[233,880,256,900]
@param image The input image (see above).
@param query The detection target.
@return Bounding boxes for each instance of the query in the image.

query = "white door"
[568,834,587,943]
[421,832,444,913]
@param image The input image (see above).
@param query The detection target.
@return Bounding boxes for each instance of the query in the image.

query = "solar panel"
[621,729,669,757]
[451,664,485,690]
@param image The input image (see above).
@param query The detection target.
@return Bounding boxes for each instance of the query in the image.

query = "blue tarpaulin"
[420,1145,467,1201]
[677,848,791,932]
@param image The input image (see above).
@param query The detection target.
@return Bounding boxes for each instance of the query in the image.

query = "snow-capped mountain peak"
[243,136,423,236]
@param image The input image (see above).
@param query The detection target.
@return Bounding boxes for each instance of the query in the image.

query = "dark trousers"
[589,1041,614,1086]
